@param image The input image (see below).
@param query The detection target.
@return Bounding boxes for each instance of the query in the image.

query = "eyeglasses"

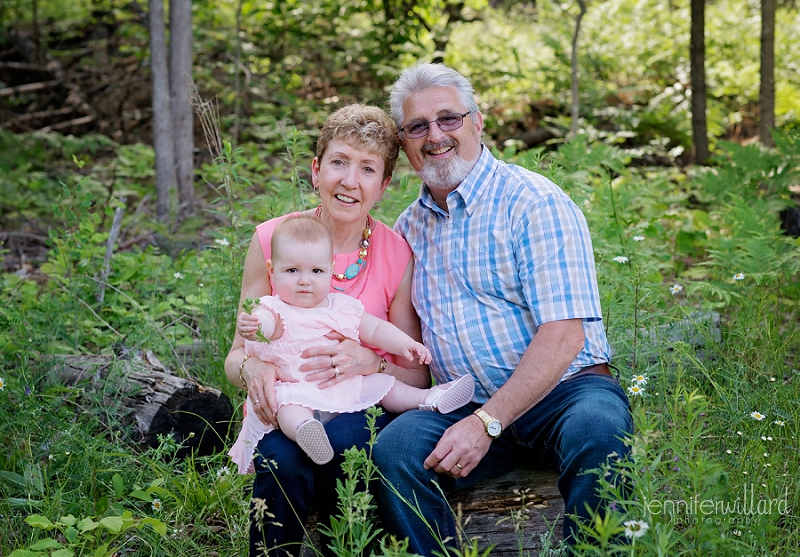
[400,111,474,139]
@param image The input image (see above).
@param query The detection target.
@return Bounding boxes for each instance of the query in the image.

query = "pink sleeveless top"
[255,212,413,362]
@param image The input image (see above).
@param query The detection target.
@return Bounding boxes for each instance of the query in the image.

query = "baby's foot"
[419,375,475,413]
[296,419,334,464]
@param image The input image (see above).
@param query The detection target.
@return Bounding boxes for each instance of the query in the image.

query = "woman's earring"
[313,186,320,196]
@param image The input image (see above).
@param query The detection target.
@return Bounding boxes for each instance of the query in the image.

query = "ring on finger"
[254,398,260,405]
[331,357,336,368]
[334,367,340,379]
[455,463,463,470]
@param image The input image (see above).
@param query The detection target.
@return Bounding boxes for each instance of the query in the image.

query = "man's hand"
[423,414,492,478]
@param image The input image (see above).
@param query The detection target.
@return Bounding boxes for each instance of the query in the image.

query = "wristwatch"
[474,408,502,439]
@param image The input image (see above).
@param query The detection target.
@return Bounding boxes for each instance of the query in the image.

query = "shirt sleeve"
[516,192,603,326]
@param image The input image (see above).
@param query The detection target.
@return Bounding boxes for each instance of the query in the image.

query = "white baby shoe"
[296,419,334,465]
[419,375,475,413]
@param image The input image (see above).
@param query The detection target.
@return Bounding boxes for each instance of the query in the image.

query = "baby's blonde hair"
[271,216,333,262]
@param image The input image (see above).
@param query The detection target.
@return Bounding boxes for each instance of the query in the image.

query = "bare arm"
[359,313,431,365]
[224,232,288,428]
[424,319,585,475]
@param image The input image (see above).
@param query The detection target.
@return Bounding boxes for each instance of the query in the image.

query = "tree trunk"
[149,0,177,223]
[690,0,709,164]
[169,0,195,216]
[570,0,587,138]
[759,0,775,147]
[50,350,235,458]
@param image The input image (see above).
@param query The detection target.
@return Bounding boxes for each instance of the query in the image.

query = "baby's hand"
[237,311,261,341]
[403,342,432,365]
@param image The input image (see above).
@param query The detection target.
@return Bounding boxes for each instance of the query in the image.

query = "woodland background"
[1,0,800,556]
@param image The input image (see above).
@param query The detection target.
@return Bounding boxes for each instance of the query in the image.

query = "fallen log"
[49,349,234,459]
[300,468,564,556]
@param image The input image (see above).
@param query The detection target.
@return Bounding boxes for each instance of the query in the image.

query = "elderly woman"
[224,104,431,557]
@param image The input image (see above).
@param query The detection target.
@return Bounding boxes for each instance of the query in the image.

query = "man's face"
[399,87,483,192]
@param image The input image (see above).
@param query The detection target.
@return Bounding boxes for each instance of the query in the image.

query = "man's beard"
[418,140,479,191]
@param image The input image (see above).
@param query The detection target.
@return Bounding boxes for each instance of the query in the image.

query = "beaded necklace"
[315,206,372,293]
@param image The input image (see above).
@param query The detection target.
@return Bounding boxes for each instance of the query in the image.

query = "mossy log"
[49,349,234,458]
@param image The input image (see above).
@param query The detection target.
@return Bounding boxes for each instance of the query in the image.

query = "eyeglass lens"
[404,112,469,139]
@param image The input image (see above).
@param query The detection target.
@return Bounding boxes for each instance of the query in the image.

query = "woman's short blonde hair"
[316,104,400,180]
[271,216,333,261]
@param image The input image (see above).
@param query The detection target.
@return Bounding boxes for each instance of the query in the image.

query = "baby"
[229,216,474,472]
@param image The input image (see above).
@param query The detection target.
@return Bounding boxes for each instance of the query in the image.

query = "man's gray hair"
[389,63,480,127]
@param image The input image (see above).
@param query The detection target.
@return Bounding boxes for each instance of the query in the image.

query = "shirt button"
[457,302,464,309]
[446,222,453,229]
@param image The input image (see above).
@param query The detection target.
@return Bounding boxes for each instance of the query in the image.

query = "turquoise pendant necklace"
[315,206,373,291]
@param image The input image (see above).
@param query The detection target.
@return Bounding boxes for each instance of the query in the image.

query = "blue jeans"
[249,409,393,557]
[373,375,632,555]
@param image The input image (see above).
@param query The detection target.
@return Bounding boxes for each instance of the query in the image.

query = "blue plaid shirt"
[395,146,610,403]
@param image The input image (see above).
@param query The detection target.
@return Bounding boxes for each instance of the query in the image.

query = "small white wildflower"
[761,436,767,441]
[173,272,184,280]
[770,377,776,382]
[0,377,4,390]
[152,499,163,511]
[216,466,231,479]
[612,256,629,264]
[774,420,785,426]
[732,273,745,281]
[627,385,644,396]
[726,450,732,454]
[763,453,769,457]
[623,520,649,538]
[215,238,230,247]
[633,235,645,242]
[631,374,648,386]
[732,529,742,537]
[750,411,766,421]
[736,431,743,435]
[670,284,684,295]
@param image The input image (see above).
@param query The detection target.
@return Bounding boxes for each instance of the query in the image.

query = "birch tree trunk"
[690,0,709,164]
[170,0,195,214]
[759,0,775,147]
[570,0,587,138]
[149,0,177,223]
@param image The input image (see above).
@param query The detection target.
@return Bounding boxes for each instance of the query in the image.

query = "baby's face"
[269,238,333,308]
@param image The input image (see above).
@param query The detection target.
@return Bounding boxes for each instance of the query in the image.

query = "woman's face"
[311,139,391,226]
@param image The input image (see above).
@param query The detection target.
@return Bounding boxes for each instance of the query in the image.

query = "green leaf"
[60,514,77,527]
[29,539,63,550]
[0,470,27,488]
[64,526,79,543]
[112,473,124,498]
[93,543,111,557]
[99,516,124,534]
[52,549,75,557]
[25,515,55,529]
[129,490,152,502]
[142,517,168,536]
[8,550,41,557]
[77,517,100,532]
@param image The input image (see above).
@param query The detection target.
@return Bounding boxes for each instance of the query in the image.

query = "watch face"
[487,421,502,437]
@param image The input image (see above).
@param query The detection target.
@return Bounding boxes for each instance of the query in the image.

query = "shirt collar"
[417,144,495,216]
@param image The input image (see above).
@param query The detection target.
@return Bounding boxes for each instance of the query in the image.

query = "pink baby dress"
[228,293,396,473]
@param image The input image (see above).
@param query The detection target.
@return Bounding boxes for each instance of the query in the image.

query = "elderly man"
[373,63,633,554]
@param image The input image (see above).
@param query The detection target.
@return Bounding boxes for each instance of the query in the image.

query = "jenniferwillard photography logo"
[644,484,790,526]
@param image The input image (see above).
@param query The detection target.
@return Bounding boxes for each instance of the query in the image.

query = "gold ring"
[254,398,260,405]
[455,463,463,470]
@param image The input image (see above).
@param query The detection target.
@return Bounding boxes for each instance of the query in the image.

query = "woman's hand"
[242,356,297,427]
[297,333,381,389]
